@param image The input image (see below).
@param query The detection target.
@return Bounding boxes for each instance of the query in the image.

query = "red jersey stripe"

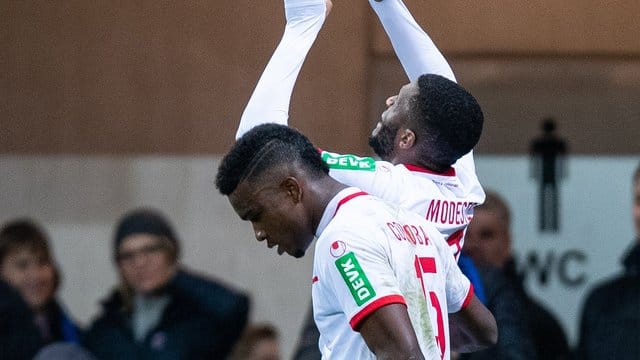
[333,191,368,218]
[461,283,475,309]
[349,295,406,330]
[404,164,456,177]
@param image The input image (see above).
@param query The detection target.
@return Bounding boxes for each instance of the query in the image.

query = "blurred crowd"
[1,162,638,360]
[0,209,250,360]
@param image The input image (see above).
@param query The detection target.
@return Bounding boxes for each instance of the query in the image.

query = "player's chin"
[290,248,306,258]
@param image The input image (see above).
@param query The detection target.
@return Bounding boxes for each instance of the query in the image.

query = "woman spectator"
[0,219,81,360]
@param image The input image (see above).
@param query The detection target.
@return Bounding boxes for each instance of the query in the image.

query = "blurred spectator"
[83,208,250,359]
[230,323,280,360]
[463,190,571,359]
[292,305,320,360]
[456,264,537,360]
[576,163,640,360]
[0,219,81,360]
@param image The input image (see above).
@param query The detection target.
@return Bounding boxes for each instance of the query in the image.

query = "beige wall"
[2,1,639,155]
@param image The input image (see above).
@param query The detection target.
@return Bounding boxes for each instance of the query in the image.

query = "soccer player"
[237,0,485,261]
[216,123,497,359]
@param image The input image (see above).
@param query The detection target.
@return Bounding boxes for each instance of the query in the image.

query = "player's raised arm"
[369,0,456,82]
[236,0,330,139]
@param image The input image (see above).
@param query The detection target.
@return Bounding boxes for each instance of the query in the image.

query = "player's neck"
[393,153,447,173]
[308,177,349,233]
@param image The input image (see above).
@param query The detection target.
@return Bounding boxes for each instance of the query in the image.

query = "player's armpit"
[357,303,425,360]
[449,295,497,353]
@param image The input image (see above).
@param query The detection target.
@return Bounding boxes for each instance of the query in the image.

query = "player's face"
[1,248,56,310]
[247,338,280,360]
[464,210,511,268]
[633,177,640,237]
[229,177,314,258]
[369,82,416,161]
[117,234,176,294]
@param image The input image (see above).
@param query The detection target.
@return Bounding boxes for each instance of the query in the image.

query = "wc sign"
[516,249,587,287]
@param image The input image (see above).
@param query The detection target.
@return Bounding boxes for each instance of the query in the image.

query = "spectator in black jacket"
[576,163,640,360]
[83,208,250,360]
[0,219,81,360]
[463,190,571,360]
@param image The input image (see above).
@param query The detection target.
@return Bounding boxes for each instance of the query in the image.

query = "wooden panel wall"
[2,1,639,154]
[371,1,640,55]
[1,1,370,154]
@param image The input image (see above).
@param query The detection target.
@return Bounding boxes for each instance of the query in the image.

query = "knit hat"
[113,208,180,260]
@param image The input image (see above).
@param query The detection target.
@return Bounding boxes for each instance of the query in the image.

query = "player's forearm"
[449,296,498,352]
[236,0,328,139]
[369,0,456,83]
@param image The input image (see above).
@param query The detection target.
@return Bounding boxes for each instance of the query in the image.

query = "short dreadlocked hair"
[409,74,484,168]
[216,124,329,195]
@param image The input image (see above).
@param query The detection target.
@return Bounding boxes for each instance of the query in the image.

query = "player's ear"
[398,128,416,149]
[281,177,303,204]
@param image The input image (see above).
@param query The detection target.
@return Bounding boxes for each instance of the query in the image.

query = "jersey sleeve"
[236,0,328,139]
[320,150,406,204]
[315,228,406,331]
[432,229,473,313]
[369,0,455,82]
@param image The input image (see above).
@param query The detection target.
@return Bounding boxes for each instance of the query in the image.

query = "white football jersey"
[313,187,473,359]
[320,150,485,259]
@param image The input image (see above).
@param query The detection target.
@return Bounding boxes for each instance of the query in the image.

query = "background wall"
[2,1,639,155]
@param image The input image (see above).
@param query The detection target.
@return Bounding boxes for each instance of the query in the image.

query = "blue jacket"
[0,279,80,360]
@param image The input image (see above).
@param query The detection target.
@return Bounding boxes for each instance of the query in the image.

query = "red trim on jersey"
[349,295,406,330]
[333,191,368,217]
[404,164,456,177]
[317,148,324,154]
[312,276,319,284]
[461,283,475,309]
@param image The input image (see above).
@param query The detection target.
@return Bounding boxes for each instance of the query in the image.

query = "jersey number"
[414,255,446,360]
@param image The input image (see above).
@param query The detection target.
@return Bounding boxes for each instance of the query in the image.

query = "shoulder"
[323,197,392,241]
[170,270,250,316]
[582,274,628,309]
[84,289,124,333]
